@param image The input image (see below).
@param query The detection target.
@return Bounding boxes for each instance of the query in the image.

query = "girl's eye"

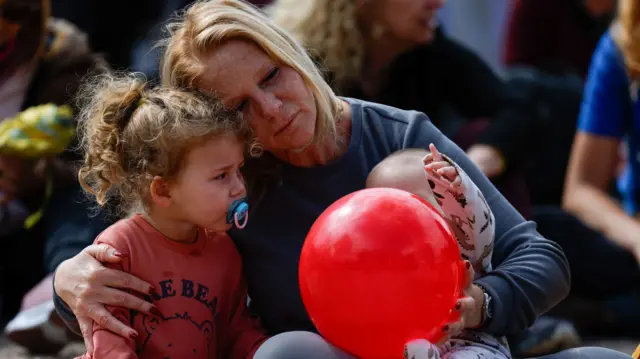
[236,100,248,112]
[214,173,226,181]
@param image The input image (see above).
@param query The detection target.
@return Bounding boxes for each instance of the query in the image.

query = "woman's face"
[369,0,446,44]
[198,40,318,156]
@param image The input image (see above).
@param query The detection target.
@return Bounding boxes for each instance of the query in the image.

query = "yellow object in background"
[632,344,640,359]
[0,103,74,158]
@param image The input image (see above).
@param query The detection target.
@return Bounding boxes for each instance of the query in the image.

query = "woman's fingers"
[83,243,126,264]
[95,267,155,297]
[99,287,158,315]
[87,304,138,340]
[78,316,95,353]
[455,296,476,315]
[462,261,475,289]
[444,297,474,336]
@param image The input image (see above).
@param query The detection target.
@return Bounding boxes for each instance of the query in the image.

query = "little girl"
[74,73,267,358]
[368,144,509,359]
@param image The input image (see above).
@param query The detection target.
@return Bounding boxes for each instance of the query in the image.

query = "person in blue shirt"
[562,0,640,334]
[564,0,640,270]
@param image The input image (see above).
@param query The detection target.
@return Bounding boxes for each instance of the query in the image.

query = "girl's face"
[198,40,318,157]
[167,135,247,232]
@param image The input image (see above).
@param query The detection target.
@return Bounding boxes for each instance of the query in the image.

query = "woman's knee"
[539,346,633,359]
[254,331,356,359]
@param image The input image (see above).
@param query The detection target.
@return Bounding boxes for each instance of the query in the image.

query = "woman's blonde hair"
[613,0,640,80]
[77,72,247,216]
[160,0,342,150]
[266,0,364,92]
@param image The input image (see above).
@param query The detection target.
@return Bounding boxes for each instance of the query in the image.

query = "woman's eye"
[265,67,279,83]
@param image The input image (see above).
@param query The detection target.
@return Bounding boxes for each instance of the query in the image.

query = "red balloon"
[299,188,465,359]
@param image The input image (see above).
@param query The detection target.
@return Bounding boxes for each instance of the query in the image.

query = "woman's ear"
[149,176,172,207]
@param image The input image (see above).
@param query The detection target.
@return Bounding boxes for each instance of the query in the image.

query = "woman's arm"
[563,32,640,255]
[564,133,640,252]
[400,113,570,336]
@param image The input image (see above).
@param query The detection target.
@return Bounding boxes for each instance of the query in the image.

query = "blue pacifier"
[227,198,249,229]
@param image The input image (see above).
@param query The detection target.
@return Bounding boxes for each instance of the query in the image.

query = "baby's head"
[367,149,443,214]
[77,72,251,232]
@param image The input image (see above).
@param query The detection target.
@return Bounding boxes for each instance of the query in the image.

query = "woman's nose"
[256,91,283,121]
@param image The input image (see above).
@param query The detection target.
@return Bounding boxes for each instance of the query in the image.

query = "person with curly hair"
[266,0,539,221]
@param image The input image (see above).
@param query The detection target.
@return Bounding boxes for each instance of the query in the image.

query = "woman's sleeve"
[577,32,628,139]
[399,113,570,336]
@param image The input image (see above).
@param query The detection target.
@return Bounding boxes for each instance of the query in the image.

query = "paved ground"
[0,337,84,359]
[1,335,638,358]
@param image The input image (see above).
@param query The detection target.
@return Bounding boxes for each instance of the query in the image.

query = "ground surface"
[1,336,638,358]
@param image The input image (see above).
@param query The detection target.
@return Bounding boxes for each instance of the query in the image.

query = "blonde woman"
[52,1,628,358]
[563,0,640,316]
[266,0,536,220]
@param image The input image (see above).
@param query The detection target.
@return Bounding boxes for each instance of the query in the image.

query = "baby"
[367,144,509,359]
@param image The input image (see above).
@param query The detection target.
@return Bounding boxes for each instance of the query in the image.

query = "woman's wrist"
[469,283,491,329]
[466,284,489,329]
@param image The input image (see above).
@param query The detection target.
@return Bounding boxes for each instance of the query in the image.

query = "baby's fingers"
[425,161,450,173]
[443,319,465,338]
[404,339,441,359]
[429,143,444,162]
[451,175,462,188]
[423,153,434,165]
[436,167,458,182]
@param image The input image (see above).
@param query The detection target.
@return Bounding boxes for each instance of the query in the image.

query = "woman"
[266,0,537,219]
[563,0,640,306]
[52,1,629,358]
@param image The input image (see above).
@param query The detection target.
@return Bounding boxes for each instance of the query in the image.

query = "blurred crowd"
[0,0,638,358]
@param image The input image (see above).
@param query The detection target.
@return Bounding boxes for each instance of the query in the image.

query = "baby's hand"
[404,339,442,359]
[423,144,462,192]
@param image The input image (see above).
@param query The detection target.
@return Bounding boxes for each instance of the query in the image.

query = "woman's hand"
[442,261,486,337]
[465,144,505,178]
[54,244,157,352]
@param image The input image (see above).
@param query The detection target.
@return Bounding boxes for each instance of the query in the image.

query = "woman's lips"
[275,111,298,136]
